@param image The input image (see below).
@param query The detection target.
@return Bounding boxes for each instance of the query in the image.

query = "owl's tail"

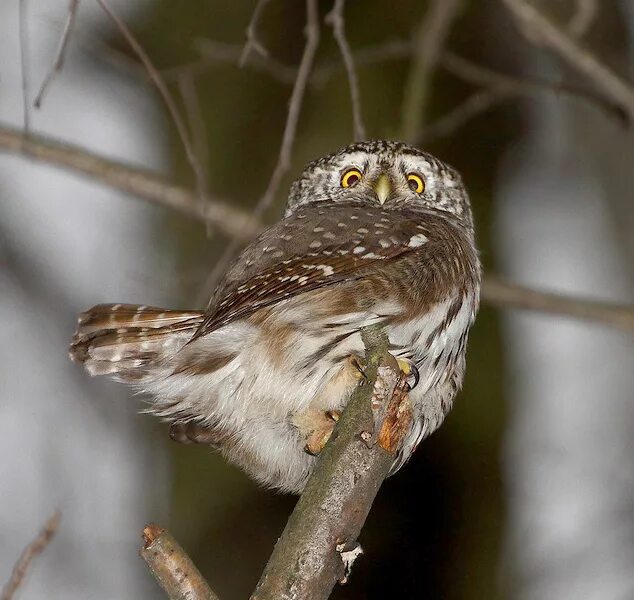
[69,304,204,382]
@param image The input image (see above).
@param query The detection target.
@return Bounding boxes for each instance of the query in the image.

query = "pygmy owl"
[70,140,481,493]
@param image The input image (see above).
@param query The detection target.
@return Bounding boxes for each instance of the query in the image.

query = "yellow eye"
[341,168,362,188]
[407,173,425,194]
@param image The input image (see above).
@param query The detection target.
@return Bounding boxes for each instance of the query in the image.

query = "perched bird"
[70,140,481,493]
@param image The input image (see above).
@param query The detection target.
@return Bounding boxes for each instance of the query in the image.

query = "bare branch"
[239,0,271,67]
[482,277,634,333]
[501,0,634,122]
[1,123,633,330]
[0,124,259,241]
[202,0,321,297]
[417,89,508,143]
[141,524,220,600]
[325,0,366,140]
[416,52,627,142]
[177,71,210,204]
[96,0,208,204]
[188,39,297,84]
[568,0,598,38]
[400,0,462,141]
[19,0,31,134]
[252,328,412,600]
[34,0,80,109]
[258,0,320,213]
[1,511,61,600]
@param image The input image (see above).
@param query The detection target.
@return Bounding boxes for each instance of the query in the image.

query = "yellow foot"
[397,358,420,390]
[345,355,367,381]
[303,410,341,455]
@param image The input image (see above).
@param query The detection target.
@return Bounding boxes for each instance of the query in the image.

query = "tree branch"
[501,0,634,122]
[239,0,272,67]
[96,0,208,203]
[252,327,412,600]
[141,524,220,600]
[400,0,462,141]
[325,0,366,141]
[482,277,634,333]
[0,123,259,241]
[1,511,61,600]
[1,124,632,331]
[34,0,80,109]
[257,0,320,213]
[201,0,320,297]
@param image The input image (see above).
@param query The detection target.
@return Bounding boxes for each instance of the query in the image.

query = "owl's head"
[287,140,473,230]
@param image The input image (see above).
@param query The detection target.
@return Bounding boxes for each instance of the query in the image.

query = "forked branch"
[252,327,412,600]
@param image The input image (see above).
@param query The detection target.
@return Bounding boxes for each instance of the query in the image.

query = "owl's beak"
[373,173,391,205]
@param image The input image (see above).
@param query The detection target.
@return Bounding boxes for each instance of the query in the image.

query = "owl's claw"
[304,410,341,455]
[346,355,368,381]
[397,358,419,390]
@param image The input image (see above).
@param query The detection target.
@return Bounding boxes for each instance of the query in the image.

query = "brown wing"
[193,201,454,339]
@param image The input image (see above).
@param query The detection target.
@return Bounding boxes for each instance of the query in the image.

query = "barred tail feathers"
[69,304,204,382]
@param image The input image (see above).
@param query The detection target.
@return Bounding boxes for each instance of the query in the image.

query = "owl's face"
[287,140,473,230]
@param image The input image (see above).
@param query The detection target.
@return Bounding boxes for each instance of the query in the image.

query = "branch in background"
[34,0,80,109]
[1,511,61,600]
[400,0,462,141]
[0,124,259,241]
[441,50,624,119]
[568,0,598,38]
[257,0,320,213]
[187,38,624,126]
[1,123,632,330]
[252,328,412,600]
[417,88,508,143]
[201,0,321,299]
[501,0,634,123]
[325,0,366,141]
[141,524,220,600]
[18,0,31,134]
[177,70,210,215]
[482,278,634,333]
[417,53,626,142]
[96,0,208,205]
[239,0,271,66]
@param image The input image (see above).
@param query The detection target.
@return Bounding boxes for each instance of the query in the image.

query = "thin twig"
[417,89,508,143]
[141,524,220,600]
[501,0,634,122]
[1,123,633,330]
[0,123,259,241]
[258,0,320,213]
[1,511,61,600]
[19,0,31,134]
[415,53,626,142]
[34,0,80,109]
[189,39,297,84]
[441,50,624,117]
[239,0,271,66]
[482,277,634,333]
[95,0,208,204]
[201,0,320,298]
[568,0,598,38]
[177,71,210,223]
[325,0,365,140]
[252,328,412,600]
[400,0,462,141]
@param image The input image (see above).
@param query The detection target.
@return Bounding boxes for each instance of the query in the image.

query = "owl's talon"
[346,355,368,381]
[397,358,419,390]
[327,409,342,422]
[303,410,340,455]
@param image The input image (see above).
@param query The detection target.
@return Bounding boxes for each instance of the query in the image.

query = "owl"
[70,140,481,493]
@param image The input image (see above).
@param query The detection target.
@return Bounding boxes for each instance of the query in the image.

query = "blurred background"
[1,1,633,599]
